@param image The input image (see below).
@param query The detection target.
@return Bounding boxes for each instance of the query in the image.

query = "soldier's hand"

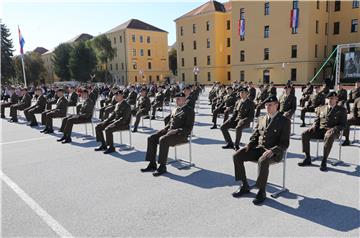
[262,149,274,159]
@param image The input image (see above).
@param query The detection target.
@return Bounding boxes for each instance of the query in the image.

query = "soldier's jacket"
[105,92,114,104]
[231,98,255,126]
[320,86,330,96]
[126,91,138,105]
[248,112,291,161]
[166,104,195,137]
[54,96,68,116]
[33,95,47,111]
[186,94,196,109]
[153,92,164,104]
[89,89,98,103]
[267,86,277,96]
[18,93,32,108]
[308,92,325,108]
[47,94,59,104]
[303,85,313,96]
[222,92,238,109]
[107,100,131,126]
[68,92,79,106]
[257,88,269,103]
[9,93,19,104]
[348,87,360,101]
[163,88,171,102]
[78,98,95,120]
[136,96,151,113]
[352,97,360,118]
[248,87,256,101]
[314,104,347,131]
[214,90,227,106]
[337,89,347,102]
[279,94,297,116]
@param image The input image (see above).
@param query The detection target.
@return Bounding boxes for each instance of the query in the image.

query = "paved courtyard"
[1,87,359,237]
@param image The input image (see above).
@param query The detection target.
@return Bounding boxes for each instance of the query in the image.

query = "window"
[335,0,341,11]
[181,42,184,51]
[316,0,320,9]
[148,62,152,70]
[325,22,328,35]
[326,0,329,12]
[135,76,138,82]
[353,0,360,8]
[207,72,211,82]
[316,20,319,33]
[193,24,196,33]
[193,57,197,66]
[240,50,245,62]
[140,49,144,56]
[264,48,269,60]
[291,45,297,58]
[132,35,136,42]
[194,74,198,82]
[133,63,137,70]
[140,35,143,43]
[315,44,318,58]
[227,38,231,47]
[121,63,124,70]
[182,73,185,82]
[227,71,231,81]
[207,38,210,48]
[115,63,118,70]
[181,58,185,67]
[113,37,116,44]
[291,68,297,81]
[324,45,327,58]
[206,21,210,31]
[227,55,231,65]
[264,25,270,38]
[147,36,151,43]
[149,75,152,82]
[227,20,231,30]
[120,36,122,43]
[132,49,136,57]
[207,56,211,65]
[265,2,270,15]
[293,0,299,9]
[334,22,340,34]
[240,70,245,81]
[314,68,317,76]
[180,26,183,36]
[110,64,112,70]
[148,49,151,57]
[263,70,270,83]
[351,19,358,33]
[193,41,197,50]
[156,75,160,81]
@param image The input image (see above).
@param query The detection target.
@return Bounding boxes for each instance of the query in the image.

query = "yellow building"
[175,1,232,84]
[105,19,170,85]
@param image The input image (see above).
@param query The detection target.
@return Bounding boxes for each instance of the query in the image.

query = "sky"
[1,0,227,55]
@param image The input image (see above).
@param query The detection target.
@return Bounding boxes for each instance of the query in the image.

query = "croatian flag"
[18,26,25,55]
[290,8,299,29]
[238,18,245,37]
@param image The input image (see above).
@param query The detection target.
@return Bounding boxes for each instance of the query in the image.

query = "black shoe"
[40,128,48,133]
[342,140,350,146]
[29,122,38,127]
[232,186,250,198]
[9,118,18,123]
[44,129,54,134]
[143,116,150,119]
[210,125,217,129]
[132,128,138,133]
[61,137,72,144]
[253,190,266,205]
[140,163,157,172]
[234,145,240,151]
[0,116,5,119]
[103,146,115,154]
[320,161,327,172]
[95,145,107,151]
[150,116,156,120]
[300,123,306,127]
[153,165,167,177]
[57,136,66,142]
[222,144,234,149]
[298,157,312,167]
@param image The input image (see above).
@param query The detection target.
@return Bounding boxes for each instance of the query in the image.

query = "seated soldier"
[248,82,256,101]
[232,96,290,205]
[336,84,347,107]
[298,92,347,171]
[300,85,325,127]
[141,93,195,176]
[45,87,59,110]
[150,86,164,120]
[23,88,47,126]
[67,86,79,107]
[346,81,360,114]
[126,85,138,108]
[100,86,115,108]
[40,88,68,134]
[254,84,269,118]
[220,87,255,150]
[342,97,360,146]
[57,89,95,143]
[99,87,118,121]
[9,88,32,123]
[1,87,19,119]
[300,83,313,107]
[94,90,131,154]
[132,88,151,133]
[211,86,237,129]
[278,85,297,119]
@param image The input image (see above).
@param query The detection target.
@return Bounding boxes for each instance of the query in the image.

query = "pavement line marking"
[0,137,52,145]
[1,171,74,238]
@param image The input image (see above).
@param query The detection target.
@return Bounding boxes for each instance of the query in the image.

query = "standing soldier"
[9,88,32,122]
[23,88,47,126]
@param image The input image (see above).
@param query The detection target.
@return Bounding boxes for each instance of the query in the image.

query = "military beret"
[56,88,65,92]
[239,87,249,93]
[263,95,278,103]
[326,91,338,98]
[175,92,186,98]
[114,90,124,95]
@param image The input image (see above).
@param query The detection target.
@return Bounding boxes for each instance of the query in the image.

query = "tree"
[14,52,46,85]
[69,41,97,82]
[52,43,73,81]
[88,34,115,67]
[1,24,16,83]
[169,48,177,75]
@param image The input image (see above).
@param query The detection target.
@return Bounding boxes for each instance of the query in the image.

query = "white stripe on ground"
[1,171,73,238]
[0,137,51,145]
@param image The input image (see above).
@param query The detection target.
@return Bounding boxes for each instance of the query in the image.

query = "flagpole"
[21,55,27,87]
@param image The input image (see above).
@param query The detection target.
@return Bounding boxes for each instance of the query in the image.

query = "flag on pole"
[290,8,299,29]
[18,26,25,55]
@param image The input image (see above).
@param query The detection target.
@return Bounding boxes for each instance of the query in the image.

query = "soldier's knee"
[159,136,169,146]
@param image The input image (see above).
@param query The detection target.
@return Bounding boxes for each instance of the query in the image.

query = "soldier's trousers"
[10,103,29,120]
[24,106,44,123]
[300,106,315,122]
[300,95,310,107]
[212,107,225,125]
[0,102,14,117]
[233,146,281,189]
[145,129,188,166]
[302,128,340,161]
[41,111,65,129]
[61,115,90,137]
[151,102,163,117]
[46,101,56,110]
[221,120,249,147]
[343,117,360,139]
[132,110,149,130]
[95,120,129,148]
